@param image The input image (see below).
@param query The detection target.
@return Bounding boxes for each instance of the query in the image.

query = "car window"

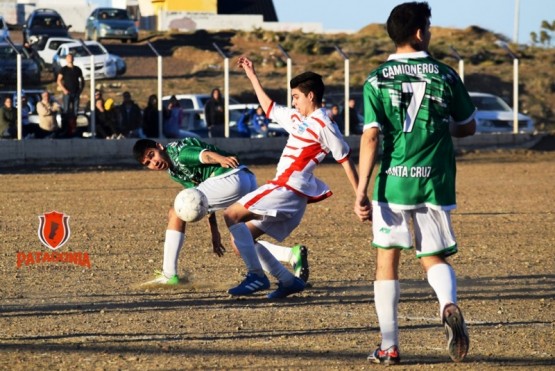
[178,99,194,109]
[471,96,511,112]
[87,45,106,56]
[0,19,4,28]
[49,40,70,50]
[32,15,65,29]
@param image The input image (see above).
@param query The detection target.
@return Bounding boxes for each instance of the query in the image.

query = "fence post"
[278,44,292,108]
[334,45,350,136]
[213,43,230,138]
[5,37,22,140]
[148,42,164,139]
[80,40,96,137]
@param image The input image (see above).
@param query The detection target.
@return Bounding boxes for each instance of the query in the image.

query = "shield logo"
[38,211,71,250]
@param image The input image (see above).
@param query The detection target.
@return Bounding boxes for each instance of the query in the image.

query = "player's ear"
[156,142,165,151]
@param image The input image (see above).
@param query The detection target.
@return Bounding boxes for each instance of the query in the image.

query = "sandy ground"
[0,149,554,370]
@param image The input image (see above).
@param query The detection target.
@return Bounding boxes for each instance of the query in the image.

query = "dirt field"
[0,150,553,370]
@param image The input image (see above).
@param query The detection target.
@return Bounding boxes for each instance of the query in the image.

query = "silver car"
[469,92,535,134]
[85,8,138,43]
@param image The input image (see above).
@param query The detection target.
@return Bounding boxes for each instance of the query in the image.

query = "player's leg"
[142,207,185,285]
[257,240,309,282]
[248,188,307,299]
[224,202,270,296]
[368,205,412,365]
[414,208,469,362]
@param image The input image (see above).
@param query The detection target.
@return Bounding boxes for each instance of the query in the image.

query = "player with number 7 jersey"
[363,53,476,209]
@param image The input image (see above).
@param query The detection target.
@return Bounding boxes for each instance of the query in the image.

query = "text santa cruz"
[385,165,432,178]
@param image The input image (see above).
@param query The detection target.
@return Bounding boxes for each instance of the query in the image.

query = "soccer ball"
[173,188,209,223]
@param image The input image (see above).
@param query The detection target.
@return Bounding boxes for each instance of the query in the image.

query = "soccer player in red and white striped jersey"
[223,56,359,299]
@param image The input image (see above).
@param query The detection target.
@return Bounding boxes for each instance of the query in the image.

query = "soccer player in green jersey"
[133,138,309,286]
[354,2,476,365]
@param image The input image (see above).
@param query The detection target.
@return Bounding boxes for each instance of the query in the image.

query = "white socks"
[427,263,457,318]
[162,229,184,277]
[229,223,264,276]
[374,280,400,350]
[255,242,295,285]
[257,240,292,263]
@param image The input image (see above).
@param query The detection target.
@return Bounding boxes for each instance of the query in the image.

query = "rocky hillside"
[40,25,555,131]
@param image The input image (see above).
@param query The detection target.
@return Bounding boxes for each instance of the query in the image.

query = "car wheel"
[131,38,138,43]
[121,39,128,43]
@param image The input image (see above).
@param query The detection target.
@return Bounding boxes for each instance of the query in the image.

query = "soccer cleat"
[141,270,179,286]
[267,277,306,299]
[291,244,309,282]
[228,272,270,296]
[367,345,401,365]
[443,303,470,362]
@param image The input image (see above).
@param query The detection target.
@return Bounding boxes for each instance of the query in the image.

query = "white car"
[36,37,74,68]
[52,40,117,80]
[469,92,535,134]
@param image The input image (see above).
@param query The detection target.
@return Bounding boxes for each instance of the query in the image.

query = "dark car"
[0,42,41,86]
[85,8,138,43]
[22,9,71,50]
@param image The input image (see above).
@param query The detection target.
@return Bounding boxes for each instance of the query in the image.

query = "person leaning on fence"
[35,91,61,138]
[0,95,17,139]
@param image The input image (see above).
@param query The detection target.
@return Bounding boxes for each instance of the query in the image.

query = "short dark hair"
[133,139,157,163]
[290,71,325,106]
[386,2,431,48]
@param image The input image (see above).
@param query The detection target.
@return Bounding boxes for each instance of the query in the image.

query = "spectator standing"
[0,96,17,139]
[117,91,143,138]
[341,98,361,134]
[204,88,225,137]
[57,53,85,117]
[329,104,344,133]
[163,95,181,138]
[35,91,61,138]
[143,94,165,138]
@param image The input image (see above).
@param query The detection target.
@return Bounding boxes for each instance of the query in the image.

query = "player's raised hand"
[237,56,256,78]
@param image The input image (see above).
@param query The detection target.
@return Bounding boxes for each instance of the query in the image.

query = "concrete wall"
[0,133,545,171]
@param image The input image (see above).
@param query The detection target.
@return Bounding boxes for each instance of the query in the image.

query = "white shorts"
[238,183,307,242]
[372,204,457,257]
[197,168,257,212]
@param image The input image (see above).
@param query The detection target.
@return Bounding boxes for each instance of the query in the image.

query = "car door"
[85,11,96,39]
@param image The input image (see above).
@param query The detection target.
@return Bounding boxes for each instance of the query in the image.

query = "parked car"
[35,37,74,68]
[0,15,10,41]
[85,8,138,43]
[0,42,41,85]
[22,9,71,50]
[162,93,240,110]
[469,92,535,134]
[52,41,119,80]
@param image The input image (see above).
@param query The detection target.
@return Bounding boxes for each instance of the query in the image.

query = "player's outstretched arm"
[237,56,273,113]
[355,127,380,222]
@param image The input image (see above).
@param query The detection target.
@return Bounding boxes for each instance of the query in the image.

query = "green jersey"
[363,51,475,210]
[165,137,235,188]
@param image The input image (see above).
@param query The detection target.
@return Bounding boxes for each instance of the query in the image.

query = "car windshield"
[68,45,105,57]
[100,9,131,20]
[0,45,32,59]
[471,96,511,112]
[32,15,65,29]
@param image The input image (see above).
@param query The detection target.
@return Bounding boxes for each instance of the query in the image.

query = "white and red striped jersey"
[266,102,352,202]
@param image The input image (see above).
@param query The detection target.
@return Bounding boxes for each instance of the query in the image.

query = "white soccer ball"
[173,188,209,223]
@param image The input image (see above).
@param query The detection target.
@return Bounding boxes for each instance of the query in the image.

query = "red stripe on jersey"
[291,113,302,122]
[291,132,318,144]
[312,117,327,128]
[306,127,318,139]
[268,181,333,203]
[244,185,278,209]
[266,101,275,117]
[274,142,324,186]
